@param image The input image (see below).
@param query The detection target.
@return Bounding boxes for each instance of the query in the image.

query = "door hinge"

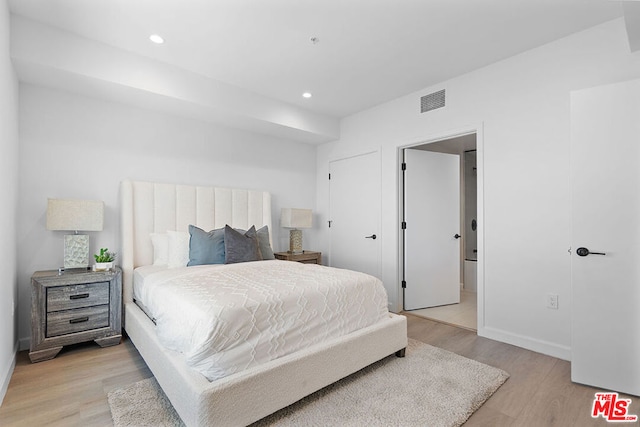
[401,221,407,230]
[402,280,407,289]
[328,220,332,228]
[401,162,406,171]
[328,173,331,180]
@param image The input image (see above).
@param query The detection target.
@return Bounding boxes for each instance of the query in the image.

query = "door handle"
[576,247,606,257]
[454,234,461,239]
[365,234,377,240]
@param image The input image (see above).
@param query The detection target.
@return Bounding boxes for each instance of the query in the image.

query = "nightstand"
[29,267,122,363]
[274,251,322,264]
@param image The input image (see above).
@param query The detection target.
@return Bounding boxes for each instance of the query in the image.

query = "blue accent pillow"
[188,225,225,266]
[224,225,262,264]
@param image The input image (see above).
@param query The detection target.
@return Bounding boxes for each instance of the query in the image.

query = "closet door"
[329,151,381,279]
[570,79,640,396]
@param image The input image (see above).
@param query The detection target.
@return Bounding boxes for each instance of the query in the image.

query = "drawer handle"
[69,317,89,324]
[70,293,90,300]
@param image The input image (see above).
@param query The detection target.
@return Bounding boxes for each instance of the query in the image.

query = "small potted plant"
[94,248,116,271]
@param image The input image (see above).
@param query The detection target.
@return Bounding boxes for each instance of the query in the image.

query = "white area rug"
[108,339,509,427]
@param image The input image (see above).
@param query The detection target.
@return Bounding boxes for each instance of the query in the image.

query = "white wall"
[17,84,319,348]
[0,0,19,405]
[316,18,640,359]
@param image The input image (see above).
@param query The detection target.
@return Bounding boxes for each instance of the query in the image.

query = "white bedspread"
[134,260,389,381]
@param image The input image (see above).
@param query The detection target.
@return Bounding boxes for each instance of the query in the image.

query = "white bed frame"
[120,179,407,426]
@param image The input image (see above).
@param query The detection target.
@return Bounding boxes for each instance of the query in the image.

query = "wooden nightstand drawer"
[47,282,109,312]
[46,305,110,337]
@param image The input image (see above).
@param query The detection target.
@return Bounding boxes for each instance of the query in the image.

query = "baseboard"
[478,326,571,361]
[0,341,18,406]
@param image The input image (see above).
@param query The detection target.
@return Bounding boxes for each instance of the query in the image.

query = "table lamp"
[46,198,104,270]
[280,208,312,254]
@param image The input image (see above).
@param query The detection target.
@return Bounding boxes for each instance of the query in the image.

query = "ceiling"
[8,0,627,143]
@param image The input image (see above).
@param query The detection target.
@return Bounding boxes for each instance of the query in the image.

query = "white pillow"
[150,233,169,266]
[167,230,190,268]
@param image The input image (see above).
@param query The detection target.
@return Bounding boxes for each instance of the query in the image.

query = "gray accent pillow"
[255,225,275,260]
[233,225,275,260]
[224,225,262,264]
[188,225,225,266]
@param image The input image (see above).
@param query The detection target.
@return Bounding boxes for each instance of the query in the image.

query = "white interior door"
[571,79,640,396]
[404,149,460,310]
[329,152,381,278]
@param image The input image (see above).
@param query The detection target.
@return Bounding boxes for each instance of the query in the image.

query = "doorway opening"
[400,131,480,331]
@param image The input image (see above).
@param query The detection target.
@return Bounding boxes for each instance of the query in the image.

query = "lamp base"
[64,234,90,269]
[289,229,303,254]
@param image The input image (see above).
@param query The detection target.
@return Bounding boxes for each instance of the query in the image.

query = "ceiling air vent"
[420,89,446,113]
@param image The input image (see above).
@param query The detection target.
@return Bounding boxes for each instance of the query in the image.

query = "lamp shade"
[280,208,312,229]
[46,198,104,232]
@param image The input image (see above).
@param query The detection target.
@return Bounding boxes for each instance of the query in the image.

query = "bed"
[120,179,408,426]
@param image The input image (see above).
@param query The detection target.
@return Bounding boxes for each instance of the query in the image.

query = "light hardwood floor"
[0,339,153,426]
[0,315,637,426]
[408,290,477,331]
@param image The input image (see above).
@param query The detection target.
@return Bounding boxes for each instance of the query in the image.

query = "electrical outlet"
[547,294,559,310]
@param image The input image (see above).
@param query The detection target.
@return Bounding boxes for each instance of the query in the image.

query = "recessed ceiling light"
[149,34,164,44]
[302,92,312,99]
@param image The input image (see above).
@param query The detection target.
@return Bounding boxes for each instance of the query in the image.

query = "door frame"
[397,124,485,333]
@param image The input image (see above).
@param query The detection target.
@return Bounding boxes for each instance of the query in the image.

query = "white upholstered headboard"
[120,179,272,305]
